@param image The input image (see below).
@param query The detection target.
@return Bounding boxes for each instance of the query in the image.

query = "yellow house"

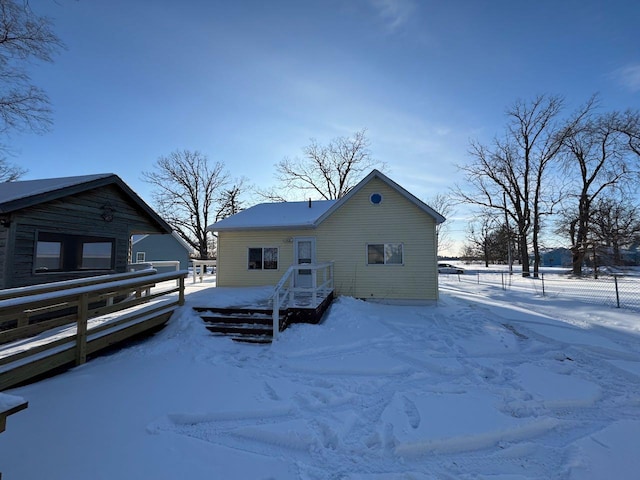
[209,170,445,302]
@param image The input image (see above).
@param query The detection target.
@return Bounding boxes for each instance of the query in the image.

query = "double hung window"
[248,247,278,270]
[367,243,403,265]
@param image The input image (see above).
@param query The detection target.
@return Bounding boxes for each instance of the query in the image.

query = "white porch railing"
[190,259,217,283]
[129,261,182,286]
[271,262,334,340]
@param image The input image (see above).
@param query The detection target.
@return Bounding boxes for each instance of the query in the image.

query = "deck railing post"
[76,292,89,365]
[179,275,185,306]
[312,265,318,306]
[272,290,280,340]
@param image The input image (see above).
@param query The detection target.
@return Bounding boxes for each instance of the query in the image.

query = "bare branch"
[0,0,63,138]
[274,129,384,200]
[142,150,242,259]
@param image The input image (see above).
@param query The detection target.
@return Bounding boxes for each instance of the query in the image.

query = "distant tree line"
[455,94,640,277]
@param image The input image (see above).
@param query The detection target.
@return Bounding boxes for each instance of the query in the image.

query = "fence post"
[76,293,89,365]
[541,272,545,297]
[614,276,620,308]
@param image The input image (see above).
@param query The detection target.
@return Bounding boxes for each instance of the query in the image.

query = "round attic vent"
[370,193,383,205]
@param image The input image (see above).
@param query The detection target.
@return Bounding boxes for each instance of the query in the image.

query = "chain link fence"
[439,270,640,312]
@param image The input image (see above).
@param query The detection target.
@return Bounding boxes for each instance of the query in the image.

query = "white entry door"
[294,237,316,288]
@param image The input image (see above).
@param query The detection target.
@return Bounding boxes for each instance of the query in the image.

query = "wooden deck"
[194,287,334,343]
[0,270,187,391]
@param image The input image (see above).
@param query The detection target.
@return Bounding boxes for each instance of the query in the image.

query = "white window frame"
[247,247,279,270]
[366,243,404,265]
[136,252,146,263]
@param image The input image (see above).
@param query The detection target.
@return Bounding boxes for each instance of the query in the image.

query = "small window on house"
[370,193,383,205]
[81,242,113,269]
[367,243,403,265]
[136,252,146,263]
[248,247,278,270]
[35,241,62,271]
[35,232,115,273]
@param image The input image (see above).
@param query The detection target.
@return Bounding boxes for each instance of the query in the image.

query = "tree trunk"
[484,242,489,267]
[571,247,584,276]
[519,234,531,277]
[613,241,622,265]
[532,219,541,278]
[572,195,590,276]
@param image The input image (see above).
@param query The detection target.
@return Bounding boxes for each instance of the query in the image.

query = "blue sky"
[11,0,640,254]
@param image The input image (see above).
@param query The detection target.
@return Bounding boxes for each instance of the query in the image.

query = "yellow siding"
[217,177,439,300]
[217,228,305,287]
[315,178,438,300]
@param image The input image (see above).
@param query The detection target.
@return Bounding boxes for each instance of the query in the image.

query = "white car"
[438,263,465,274]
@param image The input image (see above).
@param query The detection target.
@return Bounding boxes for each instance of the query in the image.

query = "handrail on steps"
[271,262,334,341]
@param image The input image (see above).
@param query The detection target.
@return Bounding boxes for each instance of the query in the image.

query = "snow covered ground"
[1,272,640,479]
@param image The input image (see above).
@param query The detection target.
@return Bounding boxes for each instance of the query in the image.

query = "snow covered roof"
[133,231,195,253]
[209,169,445,232]
[0,173,171,233]
[0,174,113,210]
[211,199,337,231]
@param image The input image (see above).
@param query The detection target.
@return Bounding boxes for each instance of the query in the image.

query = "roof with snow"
[0,174,112,209]
[211,199,337,231]
[133,231,195,253]
[0,173,171,232]
[209,169,445,231]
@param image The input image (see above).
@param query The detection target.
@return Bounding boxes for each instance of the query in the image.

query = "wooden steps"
[193,291,335,344]
[193,307,286,343]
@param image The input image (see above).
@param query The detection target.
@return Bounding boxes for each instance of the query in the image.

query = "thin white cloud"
[369,0,416,32]
[613,63,640,92]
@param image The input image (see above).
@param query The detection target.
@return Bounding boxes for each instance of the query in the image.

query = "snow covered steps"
[192,307,286,343]
[193,292,334,343]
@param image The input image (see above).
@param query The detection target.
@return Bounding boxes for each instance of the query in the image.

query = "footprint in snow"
[263,382,280,401]
[402,395,421,429]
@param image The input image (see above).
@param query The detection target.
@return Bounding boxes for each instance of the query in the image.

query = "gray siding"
[0,226,7,289]
[132,234,191,270]
[2,185,166,289]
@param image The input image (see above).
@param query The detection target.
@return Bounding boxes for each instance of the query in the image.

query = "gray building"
[131,231,193,272]
[0,174,171,289]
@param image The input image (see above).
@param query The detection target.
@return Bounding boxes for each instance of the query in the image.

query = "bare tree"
[269,129,384,200]
[142,150,243,259]
[465,212,510,267]
[455,95,568,277]
[0,157,25,181]
[215,177,247,221]
[591,195,640,266]
[560,106,640,275]
[0,0,63,144]
[427,193,455,255]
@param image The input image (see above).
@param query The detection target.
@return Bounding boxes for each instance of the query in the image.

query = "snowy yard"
[1,274,640,479]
